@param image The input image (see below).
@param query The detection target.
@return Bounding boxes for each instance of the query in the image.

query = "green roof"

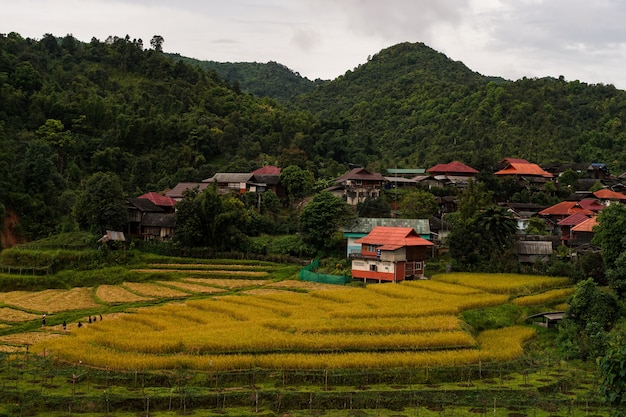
[344,218,430,235]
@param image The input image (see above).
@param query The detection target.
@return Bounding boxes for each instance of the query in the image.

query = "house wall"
[380,247,407,262]
[351,258,425,282]
[351,259,399,282]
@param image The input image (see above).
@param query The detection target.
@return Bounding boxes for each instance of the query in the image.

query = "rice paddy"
[0,263,571,372]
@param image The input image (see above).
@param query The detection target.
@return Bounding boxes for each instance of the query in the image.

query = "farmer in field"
[41,314,46,327]
[62,320,66,331]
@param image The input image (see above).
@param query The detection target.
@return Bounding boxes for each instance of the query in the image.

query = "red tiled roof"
[354,226,433,248]
[252,166,281,175]
[571,216,598,233]
[578,198,605,212]
[427,161,478,175]
[557,212,591,226]
[495,162,553,178]
[594,189,626,200]
[138,192,176,207]
[538,201,593,216]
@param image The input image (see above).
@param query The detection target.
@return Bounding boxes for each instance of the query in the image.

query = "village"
[121,157,624,284]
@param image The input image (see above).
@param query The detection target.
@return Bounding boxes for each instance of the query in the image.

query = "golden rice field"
[0,266,572,372]
[27,271,572,371]
[431,272,570,296]
[513,288,575,306]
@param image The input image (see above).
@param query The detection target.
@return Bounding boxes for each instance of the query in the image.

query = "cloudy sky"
[5,0,626,88]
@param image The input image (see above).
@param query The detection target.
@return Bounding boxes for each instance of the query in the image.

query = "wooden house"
[557,212,591,246]
[203,173,254,194]
[570,216,598,246]
[350,226,433,283]
[426,161,478,188]
[334,168,387,206]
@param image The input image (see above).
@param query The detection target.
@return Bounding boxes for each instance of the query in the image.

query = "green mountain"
[168,54,326,102]
[289,42,626,173]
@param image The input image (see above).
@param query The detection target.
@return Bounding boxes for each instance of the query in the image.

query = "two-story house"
[350,226,433,283]
[334,168,387,206]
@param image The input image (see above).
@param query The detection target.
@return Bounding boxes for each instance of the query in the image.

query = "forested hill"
[289,42,626,173]
[0,33,323,240]
[170,55,326,102]
[2,33,626,242]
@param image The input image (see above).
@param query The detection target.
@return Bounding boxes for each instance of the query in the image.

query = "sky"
[4,0,626,89]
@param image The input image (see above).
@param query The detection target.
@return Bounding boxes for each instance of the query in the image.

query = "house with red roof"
[334,168,387,206]
[538,199,602,222]
[557,212,592,246]
[570,216,598,246]
[494,158,553,189]
[425,161,478,188]
[138,192,176,213]
[350,226,433,283]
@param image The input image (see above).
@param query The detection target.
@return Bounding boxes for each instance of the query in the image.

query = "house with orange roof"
[350,226,433,283]
[494,158,553,189]
[557,212,592,246]
[570,216,598,246]
[593,189,626,206]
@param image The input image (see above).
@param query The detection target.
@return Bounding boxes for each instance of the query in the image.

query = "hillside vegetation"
[2,33,626,241]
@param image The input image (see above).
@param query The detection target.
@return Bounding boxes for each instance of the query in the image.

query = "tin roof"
[593,189,626,200]
[495,162,553,178]
[165,182,210,199]
[355,226,433,248]
[427,161,478,175]
[344,218,431,235]
[571,216,598,233]
[137,192,176,207]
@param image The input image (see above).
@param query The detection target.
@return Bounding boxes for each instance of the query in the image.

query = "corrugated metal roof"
[539,201,594,216]
[427,161,478,175]
[571,216,598,233]
[98,230,126,242]
[335,168,386,183]
[593,189,626,200]
[138,192,176,207]
[204,173,254,183]
[514,241,553,255]
[127,198,163,213]
[344,218,431,235]
[495,162,553,178]
[165,182,209,199]
[143,213,176,228]
[557,212,590,226]
[355,226,433,247]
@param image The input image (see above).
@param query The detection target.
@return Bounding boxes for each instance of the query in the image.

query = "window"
[367,244,378,252]
[369,264,378,272]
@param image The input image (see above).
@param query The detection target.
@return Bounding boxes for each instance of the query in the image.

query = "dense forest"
[1,33,626,243]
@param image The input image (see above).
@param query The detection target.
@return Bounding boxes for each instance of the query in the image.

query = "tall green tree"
[300,191,356,254]
[558,278,619,360]
[592,203,626,296]
[598,334,626,417]
[398,190,438,219]
[280,165,314,206]
[74,172,127,234]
